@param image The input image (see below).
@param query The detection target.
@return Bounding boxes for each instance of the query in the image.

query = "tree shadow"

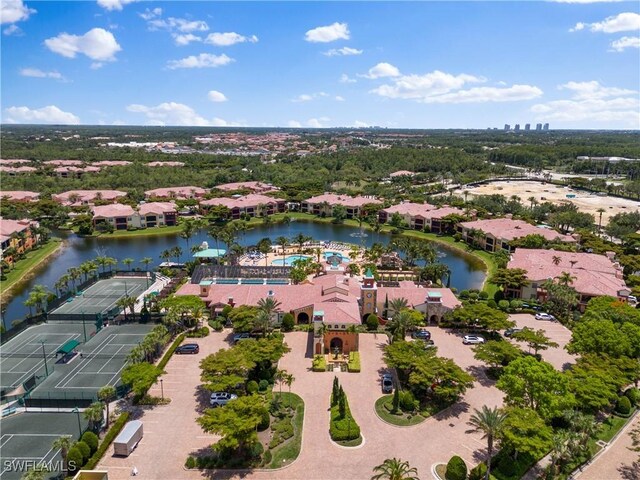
[194,384,212,414]
[561,361,573,372]
[433,400,470,421]
[304,331,314,358]
[618,461,640,480]
[471,446,488,465]
[466,365,496,388]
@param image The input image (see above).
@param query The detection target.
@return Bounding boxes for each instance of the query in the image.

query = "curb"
[373,396,426,428]
[329,433,366,450]
[432,462,446,480]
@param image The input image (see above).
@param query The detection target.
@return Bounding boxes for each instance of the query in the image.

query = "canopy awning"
[193,248,226,258]
[57,339,80,355]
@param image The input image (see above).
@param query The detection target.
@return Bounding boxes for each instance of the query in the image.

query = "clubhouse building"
[378,201,465,232]
[301,194,382,219]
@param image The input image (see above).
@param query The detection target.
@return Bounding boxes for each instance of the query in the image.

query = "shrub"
[208,319,223,331]
[487,299,497,309]
[479,291,489,300]
[257,407,270,431]
[262,449,272,466]
[282,313,295,332]
[624,388,640,406]
[157,333,186,370]
[75,441,91,462]
[399,391,417,412]
[67,447,84,474]
[469,463,486,480]
[312,354,326,372]
[221,305,233,317]
[250,441,264,459]
[365,314,380,331]
[258,379,269,392]
[494,290,505,302]
[497,456,517,476]
[81,431,98,453]
[83,412,130,470]
[510,299,523,310]
[469,293,479,302]
[497,300,509,311]
[246,380,259,394]
[185,456,196,469]
[445,455,467,480]
[347,352,361,372]
[459,290,470,300]
[186,327,210,338]
[616,395,632,415]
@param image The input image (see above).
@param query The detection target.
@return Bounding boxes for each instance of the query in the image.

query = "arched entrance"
[315,343,322,355]
[297,312,310,324]
[329,337,343,354]
[429,314,439,325]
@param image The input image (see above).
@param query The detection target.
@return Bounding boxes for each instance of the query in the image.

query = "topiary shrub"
[262,449,272,466]
[616,395,632,415]
[494,290,505,302]
[75,441,91,462]
[185,456,196,469]
[399,391,417,412]
[510,299,523,310]
[479,291,489,300]
[487,299,497,309]
[249,441,264,459]
[246,380,259,394]
[445,455,467,480]
[257,407,270,431]
[459,290,470,300]
[67,447,84,474]
[81,431,98,453]
[625,388,640,406]
[258,379,269,392]
[221,305,233,317]
[281,313,295,332]
[366,314,380,331]
[498,300,510,311]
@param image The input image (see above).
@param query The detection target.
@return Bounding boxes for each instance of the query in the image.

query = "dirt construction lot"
[455,180,640,225]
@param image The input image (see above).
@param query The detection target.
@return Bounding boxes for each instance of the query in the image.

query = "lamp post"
[72,407,82,437]
[40,341,49,377]
[81,310,87,342]
[160,379,164,400]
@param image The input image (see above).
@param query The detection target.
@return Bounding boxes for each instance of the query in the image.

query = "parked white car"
[210,392,238,407]
[462,335,485,345]
[535,312,556,321]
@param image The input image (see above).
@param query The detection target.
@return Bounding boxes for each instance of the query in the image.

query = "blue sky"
[1,0,639,129]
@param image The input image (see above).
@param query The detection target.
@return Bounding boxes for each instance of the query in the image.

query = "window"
[341,325,346,329]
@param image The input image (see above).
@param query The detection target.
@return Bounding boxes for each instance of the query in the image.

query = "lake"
[1,220,485,327]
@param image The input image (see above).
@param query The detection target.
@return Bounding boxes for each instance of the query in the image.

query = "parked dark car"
[411,329,431,340]
[381,374,393,394]
[504,328,523,338]
[175,343,199,354]
[232,333,254,344]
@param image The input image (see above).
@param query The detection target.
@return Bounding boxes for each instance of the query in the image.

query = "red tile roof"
[91,204,135,218]
[52,190,127,206]
[459,218,575,243]
[0,191,40,202]
[144,186,207,199]
[0,217,36,243]
[201,194,284,209]
[138,202,177,215]
[304,193,382,208]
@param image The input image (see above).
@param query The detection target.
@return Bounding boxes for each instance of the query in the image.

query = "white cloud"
[90,62,104,69]
[610,35,640,51]
[139,7,161,21]
[323,47,363,57]
[44,28,121,62]
[126,102,240,126]
[340,73,357,84]
[570,12,640,33]
[531,80,639,126]
[287,120,302,128]
[362,62,401,79]
[291,92,329,103]
[19,67,64,80]
[173,33,201,46]
[307,117,330,128]
[166,53,233,69]
[420,85,543,104]
[352,120,369,128]
[3,24,22,35]
[4,105,79,124]
[1,0,35,25]
[335,96,345,102]
[305,22,350,43]
[96,0,137,11]
[205,32,258,46]
[207,90,228,102]
[148,16,208,33]
[370,70,483,100]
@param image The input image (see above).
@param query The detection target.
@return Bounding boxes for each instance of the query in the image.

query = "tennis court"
[0,322,95,394]
[50,276,148,318]
[0,412,89,480]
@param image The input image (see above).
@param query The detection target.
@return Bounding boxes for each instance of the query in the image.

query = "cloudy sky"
[1,0,639,128]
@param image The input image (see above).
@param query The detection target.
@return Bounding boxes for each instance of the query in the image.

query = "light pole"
[72,407,82,437]
[81,311,87,342]
[40,341,49,377]
[160,379,164,400]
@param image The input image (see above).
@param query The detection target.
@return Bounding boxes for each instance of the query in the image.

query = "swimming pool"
[324,251,350,263]
[271,255,311,266]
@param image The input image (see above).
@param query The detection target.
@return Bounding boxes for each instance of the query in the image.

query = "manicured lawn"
[336,436,363,447]
[375,395,426,426]
[0,240,62,295]
[267,392,305,468]
[596,413,631,443]
[96,225,183,238]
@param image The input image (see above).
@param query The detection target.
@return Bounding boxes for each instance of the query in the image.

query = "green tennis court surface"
[0,412,89,480]
[50,277,148,318]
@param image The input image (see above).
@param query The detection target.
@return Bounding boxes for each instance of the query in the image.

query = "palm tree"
[68,267,81,293]
[549,431,572,477]
[171,246,183,263]
[51,435,73,473]
[556,271,576,286]
[387,297,408,319]
[276,236,289,265]
[284,372,295,405]
[257,296,282,321]
[254,310,272,338]
[54,275,70,297]
[528,196,537,211]
[596,208,605,233]
[552,255,561,266]
[371,458,420,480]
[84,401,104,432]
[97,385,116,427]
[387,310,415,342]
[121,258,134,271]
[293,233,310,253]
[105,257,118,274]
[140,257,153,272]
[467,406,508,480]
[160,249,172,264]
[21,467,47,480]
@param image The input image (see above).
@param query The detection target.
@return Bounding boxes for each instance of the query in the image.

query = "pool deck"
[238,242,360,267]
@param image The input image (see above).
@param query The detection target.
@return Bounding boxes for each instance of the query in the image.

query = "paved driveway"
[99,330,505,480]
[509,313,577,371]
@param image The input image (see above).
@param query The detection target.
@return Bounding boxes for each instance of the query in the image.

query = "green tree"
[387,309,421,342]
[332,204,347,223]
[473,340,522,370]
[197,394,265,456]
[371,458,420,480]
[467,406,508,480]
[567,319,640,358]
[497,356,575,420]
[227,305,261,333]
[445,456,467,480]
[388,297,409,319]
[448,302,514,332]
[490,268,529,294]
[20,468,47,480]
[121,362,161,398]
[51,435,73,473]
[511,328,559,356]
[541,279,579,322]
[83,401,104,432]
[97,385,116,427]
[121,258,134,271]
[501,407,553,460]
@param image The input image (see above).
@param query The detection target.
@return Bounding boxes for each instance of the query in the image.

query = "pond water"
[2,220,486,328]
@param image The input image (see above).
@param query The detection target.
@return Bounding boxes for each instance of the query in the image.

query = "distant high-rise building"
[536,123,542,131]
[504,124,511,131]
[525,124,531,131]
[514,124,520,132]
[543,123,549,131]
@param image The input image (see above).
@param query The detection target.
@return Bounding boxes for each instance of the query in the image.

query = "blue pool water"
[271,255,311,266]
[324,251,350,263]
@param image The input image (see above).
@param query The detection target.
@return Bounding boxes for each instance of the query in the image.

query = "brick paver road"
[100,329,506,479]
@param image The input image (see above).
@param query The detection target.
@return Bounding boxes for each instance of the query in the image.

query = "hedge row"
[157,333,186,370]
[347,352,360,373]
[83,412,131,470]
[312,355,326,372]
